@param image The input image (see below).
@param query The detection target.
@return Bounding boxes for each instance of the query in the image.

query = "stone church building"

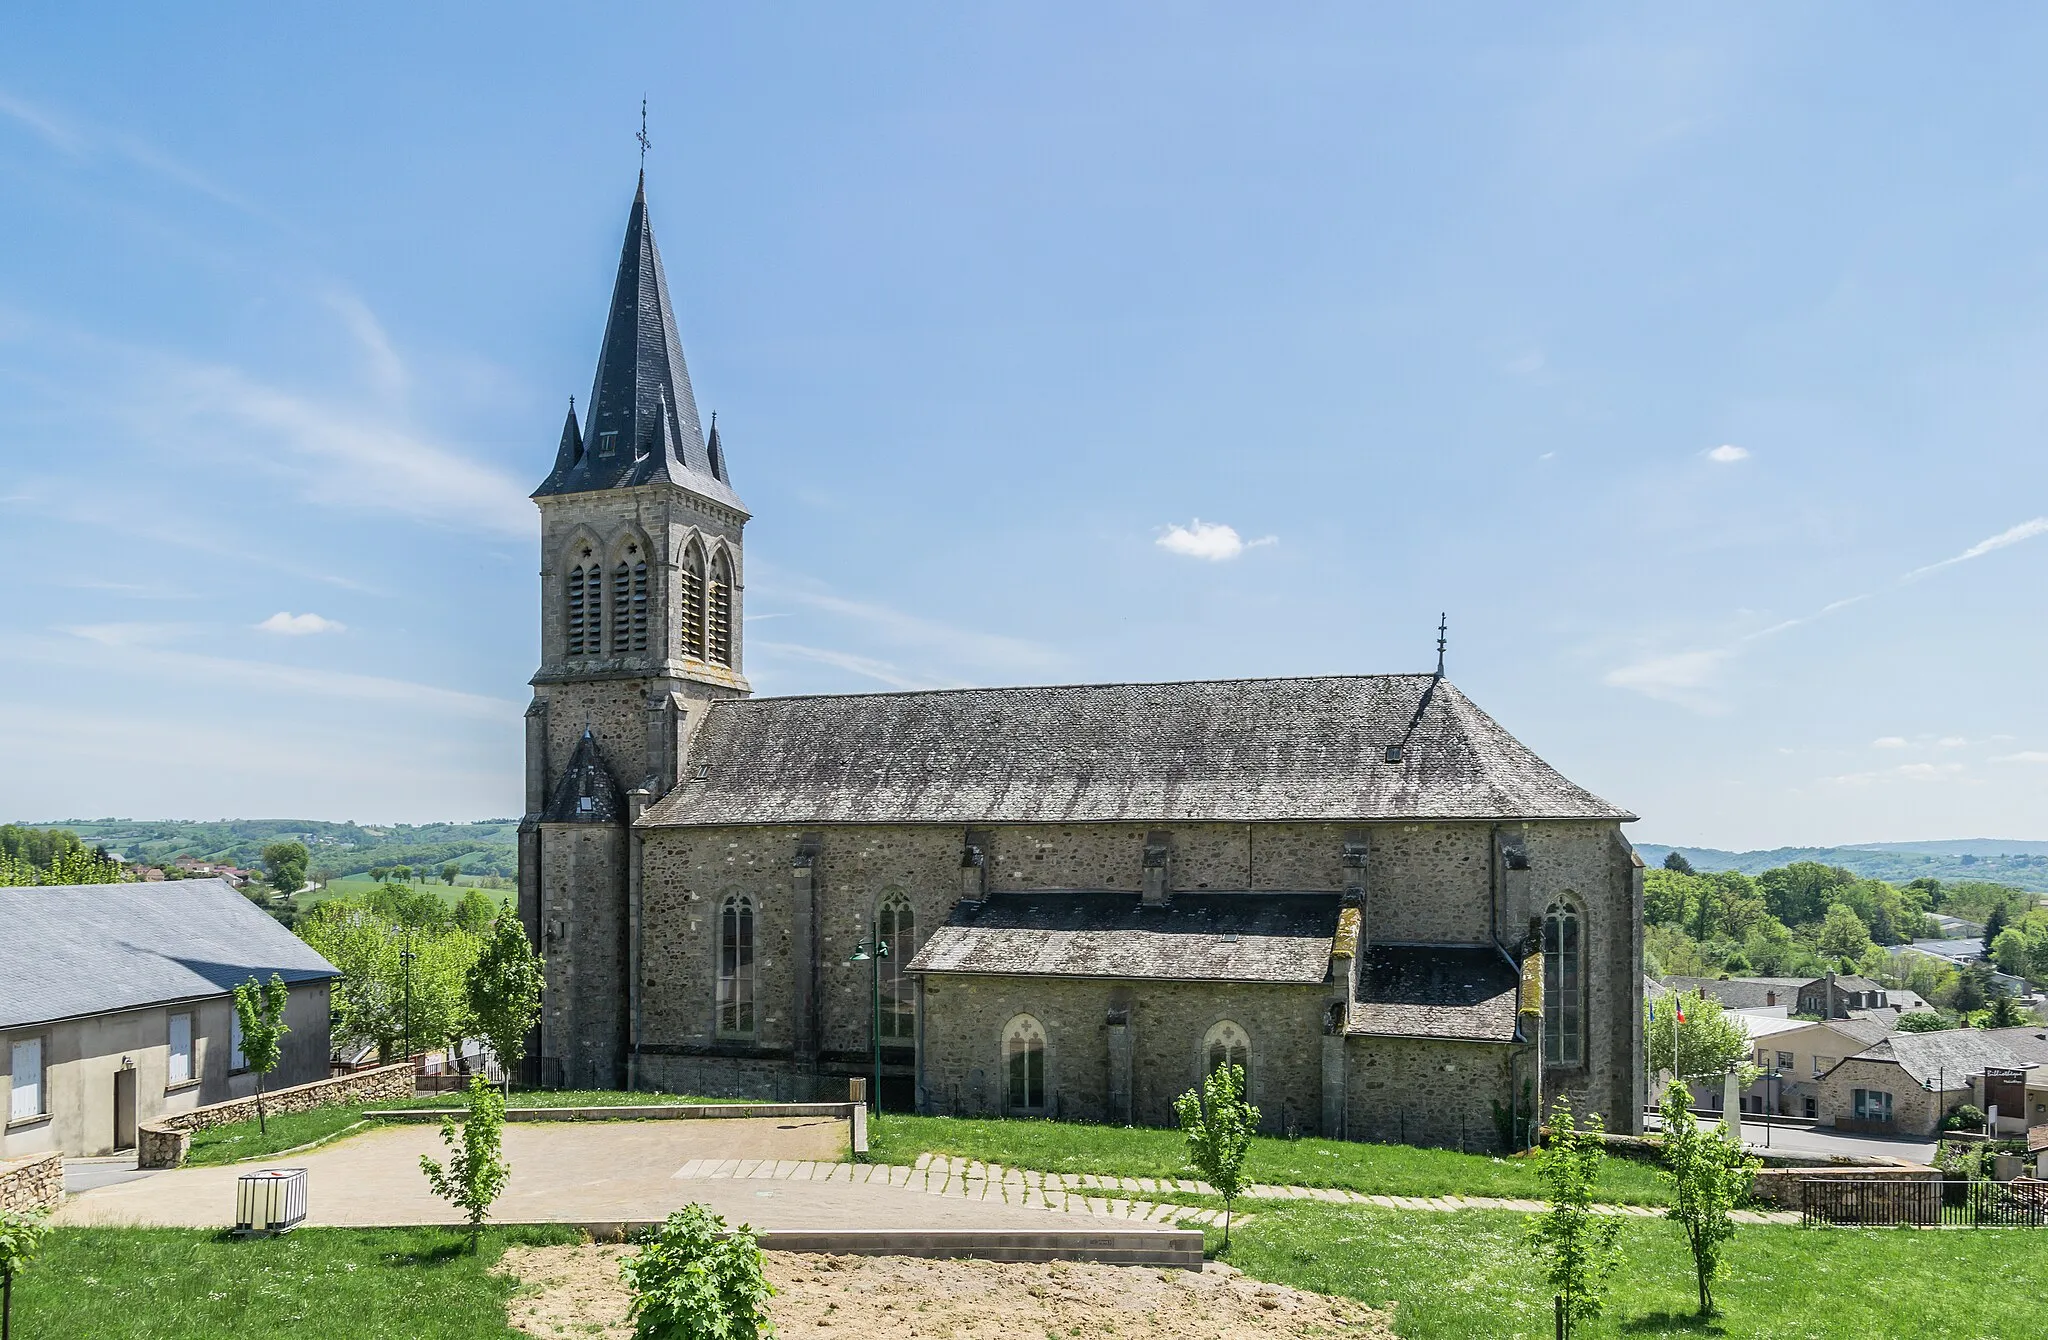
[519,176,1647,1147]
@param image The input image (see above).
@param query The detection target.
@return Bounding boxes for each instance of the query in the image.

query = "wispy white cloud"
[319,288,407,396]
[762,580,1059,677]
[0,87,83,154]
[1155,519,1278,562]
[1705,444,1749,463]
[1992,750,2048,765]
[1872,736,1907,749]
[1905,516,2048,580]
[59,622,195,648]
[751,641,951,691]
[257,611,346,636]
[1828,762,1966,785]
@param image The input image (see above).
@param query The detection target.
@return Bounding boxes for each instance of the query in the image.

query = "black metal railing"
[1800,1177,2048,1228]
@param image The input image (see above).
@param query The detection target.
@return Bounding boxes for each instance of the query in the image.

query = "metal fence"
[1800,1177,2048,1228]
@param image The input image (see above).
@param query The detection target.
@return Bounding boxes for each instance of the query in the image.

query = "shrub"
[419,1076,509,1248]
[1943,1104,1986,1133]
[622,1204,776,1340]
[1526,1098,1621,1338]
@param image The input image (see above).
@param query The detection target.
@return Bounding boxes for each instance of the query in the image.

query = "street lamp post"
[845,933,889,1110]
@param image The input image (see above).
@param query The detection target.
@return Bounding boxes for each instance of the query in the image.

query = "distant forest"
[7,818,519,880]
[1634,839,2048,894]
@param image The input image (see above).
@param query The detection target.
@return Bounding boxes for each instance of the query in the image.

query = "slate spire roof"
[533,178,742,509]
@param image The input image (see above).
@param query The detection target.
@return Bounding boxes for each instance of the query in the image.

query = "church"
[518,175,1647,1147]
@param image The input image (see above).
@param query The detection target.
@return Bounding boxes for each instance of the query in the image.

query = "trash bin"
[235,1168,308,1235]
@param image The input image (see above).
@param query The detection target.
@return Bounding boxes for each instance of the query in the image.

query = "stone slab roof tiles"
[1347,944,1522,1043]
[906,892,1341,984]
[641,675,1633,828]
[1850,1029,2038,1088]
[0,878,339,1030]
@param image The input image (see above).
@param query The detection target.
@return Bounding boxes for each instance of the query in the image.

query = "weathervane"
[1435,613,1448,677]
[637,98,651,170]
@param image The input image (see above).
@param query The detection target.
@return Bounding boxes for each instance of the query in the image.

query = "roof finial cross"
[637,98,651,171]
[1435,612,1448,677]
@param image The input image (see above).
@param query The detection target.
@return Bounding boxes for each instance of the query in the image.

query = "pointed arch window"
[1003,1015,1046,1113]
[1543,898,1584,1067]
[708,550,734,667]
[717,893,756,1036]
[877,893,916,1040]
[611,562,632,654]
[1204,1020,1251,1086]
[565,546,601,657]
[679,544,707,660]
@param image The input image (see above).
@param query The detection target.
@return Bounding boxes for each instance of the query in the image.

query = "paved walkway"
[54,1121,1798,1230]
[668,1154,1799,1226]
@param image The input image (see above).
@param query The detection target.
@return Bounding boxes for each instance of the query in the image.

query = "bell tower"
[517,173,749,1089]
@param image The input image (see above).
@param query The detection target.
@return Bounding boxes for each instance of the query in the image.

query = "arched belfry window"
[877,893,915,1040]
[611,562,632,654]
[1543,897,1584,1067]
[1204,1020,1251,1085]
[1003,1015,1046,1113]
[717,894,756,1036]
[708,549,734,667]
[565,542,600,657]
[679,543,707,660]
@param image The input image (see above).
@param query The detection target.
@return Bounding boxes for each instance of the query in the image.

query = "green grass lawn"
[12,1227,580,1339]
[1221,1201,2048,1339]
[867,1112,1670,1205]
[185,1089,744,1167]
[298,876,515,911]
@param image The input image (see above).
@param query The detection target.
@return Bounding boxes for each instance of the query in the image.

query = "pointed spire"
[532,177,743,510]
[706,411,726,482]
[541,398,584,488]
[1435,613,1448,677]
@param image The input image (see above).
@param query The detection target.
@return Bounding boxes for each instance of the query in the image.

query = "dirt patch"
[502,1243,1390,1339]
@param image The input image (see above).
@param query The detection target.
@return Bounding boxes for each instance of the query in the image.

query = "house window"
[1004,1015,1046,1113]
[1776,1051,1795,1073]
[1204,1020,1251,1087]
[877,894,916,1041]
[168,1013,194,1087]
[8,1037,44,1122]
[596,430,619,457]
[716,894,755,1036]
[1765,991,1778,1007]
[230,1011,246,1072]
[1542,898,1583,1067]
[1852,1088,1893,1122]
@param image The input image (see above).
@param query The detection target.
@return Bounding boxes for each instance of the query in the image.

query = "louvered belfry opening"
[565,554,603,657]
[630,560,649,652]
[708,550,733,666]
[611,562,632,654]
[679,544,706,660]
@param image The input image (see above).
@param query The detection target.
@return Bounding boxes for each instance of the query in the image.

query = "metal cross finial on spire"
[637,98,651,169]
[1435,613,1448,677]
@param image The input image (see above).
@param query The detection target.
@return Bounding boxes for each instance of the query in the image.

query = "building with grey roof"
[517,175,1646,1148]
[1,879,336,1158]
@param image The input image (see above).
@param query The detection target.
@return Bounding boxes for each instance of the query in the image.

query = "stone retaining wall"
[1750,1164,1939,1210]
[0,1151,63,1215]
[137,1062,414,1168]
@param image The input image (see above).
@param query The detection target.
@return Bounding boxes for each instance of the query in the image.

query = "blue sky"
[2,5,2046,848]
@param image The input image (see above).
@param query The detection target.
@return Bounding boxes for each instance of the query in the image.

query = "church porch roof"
[1346,944,1522,1043]
[906,891,1341,984]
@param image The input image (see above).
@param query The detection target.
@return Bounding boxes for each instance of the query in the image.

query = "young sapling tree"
[1527,1098,1621,1339]
[232,973,291,1136]
[419,1075,510,1248]
[1173,1061,1259,1249]
[1659,1080,1760,1317]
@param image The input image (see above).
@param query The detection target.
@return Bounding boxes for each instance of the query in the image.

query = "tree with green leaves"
[1662,850,1695,875]
[1527,1099,1621,1338]
[1896,1011,1956,1033]
[1658,1080,1760,1317]
[452,888,499,936]
[1817,902,1872,963]
[1646,992,1755,1089]
[1173,1061,1258,1249]
[0,1210,47,1340]
[1951,965,1992,1016]
[441,862,462,885]
[1983,902,2009,948]
[468,913,545,1093]
[262,840,310,896]
[1984,990,2025,1029]
[232,973,291,1135]
[419,1076,509,1248]
[621,1204,776,1340]
[369,866,391,882]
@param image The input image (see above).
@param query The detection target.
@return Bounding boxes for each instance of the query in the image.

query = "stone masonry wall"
[628,817,1641,1139]
[1816,1057,1944,1138]
[137,1062,414,1168]
[537,822,630,1089]
[918,975,1328,1132]
[0,1151,62,1214]
[1343,1036,1518,1151]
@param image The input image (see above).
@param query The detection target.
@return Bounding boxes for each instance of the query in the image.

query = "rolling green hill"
[12,818,519,880]
[1635,839,2048,894]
